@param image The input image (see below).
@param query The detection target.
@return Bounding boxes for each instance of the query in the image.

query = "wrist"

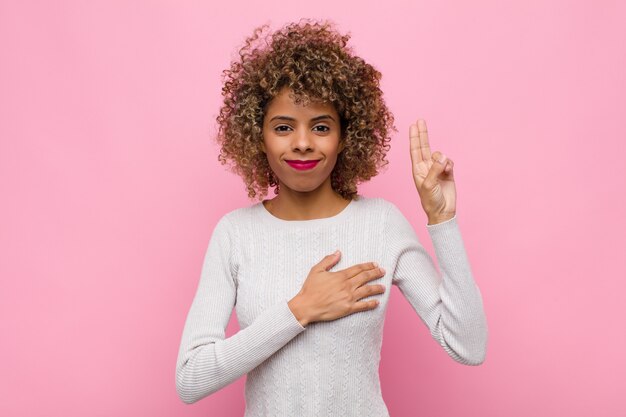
[427,213,455,225]
[288,295,311,327]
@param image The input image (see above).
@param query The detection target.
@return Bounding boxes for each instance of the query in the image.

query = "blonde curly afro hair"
[215,18,397,201]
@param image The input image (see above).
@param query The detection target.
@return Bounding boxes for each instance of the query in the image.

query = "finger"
[352,265,385,288]
[424,152,447,188]
[351,299,379,313]
[417,119,431,161]
[317,250,341,272]
[354,284,385,301]
[409,123,423,164]
[341,262,379,278]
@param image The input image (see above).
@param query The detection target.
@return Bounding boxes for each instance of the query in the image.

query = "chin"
[290,185,322,193]
[280,180,325,193]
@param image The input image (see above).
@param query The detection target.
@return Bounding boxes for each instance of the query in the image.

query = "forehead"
[265,88,337,117]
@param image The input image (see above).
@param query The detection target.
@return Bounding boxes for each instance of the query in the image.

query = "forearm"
[176,300,306,403]
[426,216,488,365]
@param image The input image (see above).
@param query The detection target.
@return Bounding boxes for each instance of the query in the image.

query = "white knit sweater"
[175,194,488,416]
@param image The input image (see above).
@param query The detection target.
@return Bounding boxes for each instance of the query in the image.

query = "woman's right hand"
[288,250,386,326]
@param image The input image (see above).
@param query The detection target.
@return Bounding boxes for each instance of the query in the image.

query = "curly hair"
[215,18,397,201]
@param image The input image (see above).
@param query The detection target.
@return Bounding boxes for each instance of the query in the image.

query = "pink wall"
[1,1,625,416]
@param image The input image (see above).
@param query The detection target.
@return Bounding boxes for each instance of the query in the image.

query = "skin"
[260,86,350,220]
[409,119,457,224]
[261,87,459,326]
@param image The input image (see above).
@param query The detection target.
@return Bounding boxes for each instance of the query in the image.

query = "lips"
[285,159,320,171]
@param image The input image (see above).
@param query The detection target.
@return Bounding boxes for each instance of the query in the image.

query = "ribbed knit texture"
[175,195,488,415]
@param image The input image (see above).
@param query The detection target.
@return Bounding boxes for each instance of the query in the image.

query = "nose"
[291,128,314,152]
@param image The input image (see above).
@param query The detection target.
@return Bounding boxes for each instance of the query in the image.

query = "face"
[261,87,344,195]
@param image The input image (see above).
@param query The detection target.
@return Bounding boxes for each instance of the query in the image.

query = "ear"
[260,141,266,154]
[337,138,345,153]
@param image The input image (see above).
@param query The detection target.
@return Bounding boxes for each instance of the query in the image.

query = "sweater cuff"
[426,214,460,251]
[222,300,306,367]
[425,214,457,229]
[425,214,468,266]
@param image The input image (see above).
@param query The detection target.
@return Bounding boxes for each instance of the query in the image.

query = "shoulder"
[354,195,399,216]
[349,195,405,228]
[214,201,263,234]
[358,196,413,233]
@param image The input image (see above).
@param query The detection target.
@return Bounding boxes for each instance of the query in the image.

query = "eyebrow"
[269,114,336,123]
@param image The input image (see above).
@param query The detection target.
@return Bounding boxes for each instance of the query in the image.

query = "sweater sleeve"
[385,203,488,365]
[175,215,307,404]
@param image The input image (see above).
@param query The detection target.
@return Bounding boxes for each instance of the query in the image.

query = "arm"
[386,203,488,365]
[175,215,306,404]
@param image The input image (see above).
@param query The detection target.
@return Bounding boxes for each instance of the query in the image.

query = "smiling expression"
[261,87,344,194]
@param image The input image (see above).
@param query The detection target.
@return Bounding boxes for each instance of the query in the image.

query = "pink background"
[1,1,625,416]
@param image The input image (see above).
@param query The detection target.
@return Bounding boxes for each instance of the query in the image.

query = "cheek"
[260,137,277,157]
[327,143,342,158]
[262,146,282,170]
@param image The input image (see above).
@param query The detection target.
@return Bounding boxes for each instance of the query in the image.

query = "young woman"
[175,19,488,416]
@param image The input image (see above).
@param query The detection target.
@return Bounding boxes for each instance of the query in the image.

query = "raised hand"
[409,119,457,224]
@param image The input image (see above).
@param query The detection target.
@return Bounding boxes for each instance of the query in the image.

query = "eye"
[313,125,330,132]
[274,125,292,132]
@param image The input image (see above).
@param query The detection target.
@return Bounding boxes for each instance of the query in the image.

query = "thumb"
[424,153,448,189]
[318,250,341,271]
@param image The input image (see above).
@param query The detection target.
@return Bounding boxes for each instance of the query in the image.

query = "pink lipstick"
[285,160,320,171]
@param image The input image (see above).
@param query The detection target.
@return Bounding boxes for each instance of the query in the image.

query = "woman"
[175,19,488,416]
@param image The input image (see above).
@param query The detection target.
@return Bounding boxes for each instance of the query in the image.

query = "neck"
[264,186,351,221]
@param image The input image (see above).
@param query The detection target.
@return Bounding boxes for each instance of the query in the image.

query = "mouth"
[285,159,321,171]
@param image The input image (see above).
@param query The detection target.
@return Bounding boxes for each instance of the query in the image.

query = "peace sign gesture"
[409,119,457,225]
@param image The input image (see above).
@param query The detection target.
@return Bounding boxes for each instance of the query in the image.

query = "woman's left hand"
[409,119,457,225]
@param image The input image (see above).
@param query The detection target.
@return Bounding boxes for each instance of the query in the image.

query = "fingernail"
[373,262,378,267]
[380,267,386,274]
[439,154,447,164]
